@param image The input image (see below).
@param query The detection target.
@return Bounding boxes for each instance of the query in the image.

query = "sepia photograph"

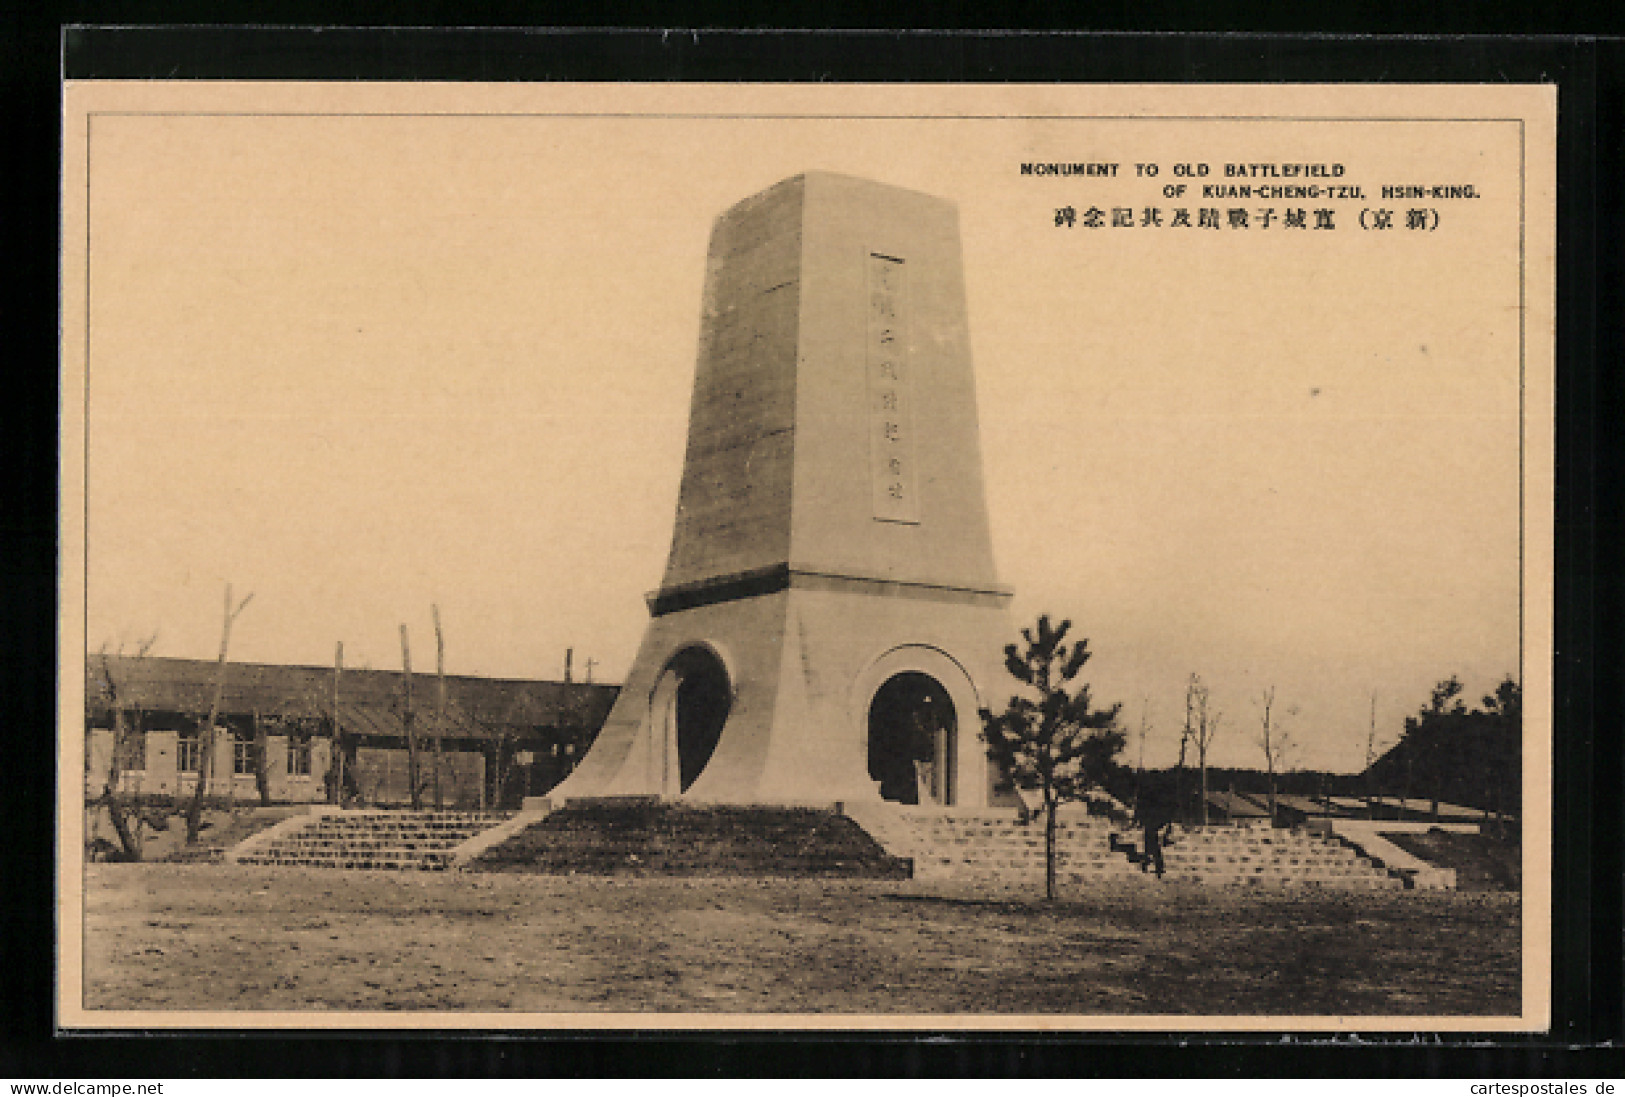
[58,79,1555,1031]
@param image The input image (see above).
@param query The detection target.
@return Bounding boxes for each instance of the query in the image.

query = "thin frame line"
[83,110,1530,123]
[73,105,1540,1025]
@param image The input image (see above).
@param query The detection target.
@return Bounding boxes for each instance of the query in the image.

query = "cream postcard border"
[58,80,1556,1033]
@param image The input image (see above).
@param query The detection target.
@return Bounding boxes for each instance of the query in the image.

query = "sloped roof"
[86,654,619,741]
[1274,794,1337,817]
[1367,796,1488,820]
[1204,791,1269,818]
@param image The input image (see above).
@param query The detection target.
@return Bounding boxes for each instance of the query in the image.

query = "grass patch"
[471,802,909,878]
[159,806,312,863]
[1383,829,1521,891]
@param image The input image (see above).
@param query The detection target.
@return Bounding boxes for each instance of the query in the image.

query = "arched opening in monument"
[867,672,956,805]
[657,646,732,794]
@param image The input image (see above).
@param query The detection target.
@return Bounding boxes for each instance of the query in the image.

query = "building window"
[233,736,256,776]
[287,737,312,777]
[177,734,201,774]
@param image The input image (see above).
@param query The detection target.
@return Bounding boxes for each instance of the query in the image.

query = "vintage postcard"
[60,81,1555,1031]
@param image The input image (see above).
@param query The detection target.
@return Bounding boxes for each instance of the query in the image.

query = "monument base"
[547,568,1011,808]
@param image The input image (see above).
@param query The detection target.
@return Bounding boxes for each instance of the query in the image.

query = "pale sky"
[74,89,1534,772]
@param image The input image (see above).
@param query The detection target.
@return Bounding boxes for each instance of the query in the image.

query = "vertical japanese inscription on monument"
[867,253,919,524]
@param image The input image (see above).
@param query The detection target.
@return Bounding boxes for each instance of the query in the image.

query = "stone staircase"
[232,809,512,871]
[845,806,1142,886]
[1149,823,1405,889]
[846,807,1408,890]
[1329,821,1462,890]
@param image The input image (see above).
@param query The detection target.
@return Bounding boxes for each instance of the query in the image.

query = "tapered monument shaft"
[552,172,1011,807]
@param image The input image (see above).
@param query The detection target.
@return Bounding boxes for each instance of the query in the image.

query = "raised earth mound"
[1382,828,1521,891]
[469,800,910,879]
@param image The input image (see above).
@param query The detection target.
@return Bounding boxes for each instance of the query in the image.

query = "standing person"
[1135,792,1172,879]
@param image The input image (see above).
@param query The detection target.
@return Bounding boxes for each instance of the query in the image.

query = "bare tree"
[1133,696,1152,811]
[1135,697,1152,772]
[432,604,447,810]
[327,641,345,805]
[400,624,422,810]
[251,709,273,806]
[1364,691,1380,819]
[1256,687,1297,826]
[91,633,160,860]
[1173,687,1192,822]
[1186,674,1222,827]
[490,726,515,810]
[184,585,253,845]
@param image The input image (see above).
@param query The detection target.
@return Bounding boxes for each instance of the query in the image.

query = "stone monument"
[550,171,1012,807]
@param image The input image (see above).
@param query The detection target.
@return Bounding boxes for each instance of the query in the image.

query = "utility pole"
[584,657,598,684]
[185,584,253,844]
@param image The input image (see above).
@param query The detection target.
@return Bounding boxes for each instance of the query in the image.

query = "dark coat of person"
[1134,793,1175,878]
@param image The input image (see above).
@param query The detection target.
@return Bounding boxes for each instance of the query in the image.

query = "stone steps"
[248,840,468,853]
[1167,852,1368,864]
[848,808,1143,884]
[234,810,512,871]
[848,808,1406,890]
[273,826,491,838]
[288,823,499,832]
[1172,874,1405,890]
[237,852,455,871]
[1137,827,1403,888]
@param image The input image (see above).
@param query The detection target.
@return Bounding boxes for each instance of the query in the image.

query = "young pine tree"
[980,615,1124,900]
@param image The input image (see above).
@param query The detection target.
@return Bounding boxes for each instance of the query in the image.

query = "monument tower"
[550,172,1012,807]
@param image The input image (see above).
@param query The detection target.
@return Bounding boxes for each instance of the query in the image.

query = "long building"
[84,654,618,809]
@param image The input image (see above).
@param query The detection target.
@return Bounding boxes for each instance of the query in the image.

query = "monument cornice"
[646,563,1013,617]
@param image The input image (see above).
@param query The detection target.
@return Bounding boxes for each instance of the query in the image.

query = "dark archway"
[663,646,731,793]
[867,671,956,805]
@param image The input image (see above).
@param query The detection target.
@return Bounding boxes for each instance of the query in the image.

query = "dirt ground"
[80,864,1521,1017]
